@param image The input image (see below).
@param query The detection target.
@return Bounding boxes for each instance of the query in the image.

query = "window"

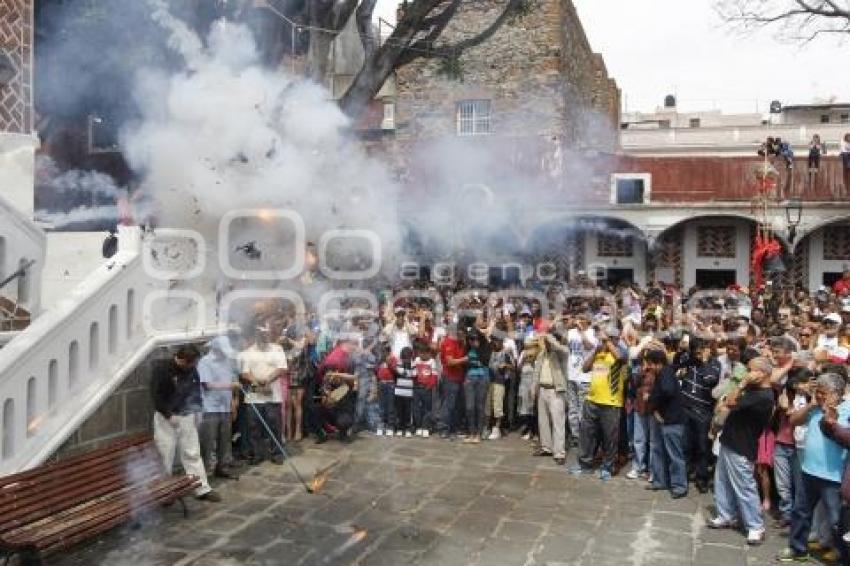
[381,102,395,130]
[88,114,120,153]
[610,174,651,204]
[69,341,79,387]
[697,226,736,258]
[48,360,58,409]
[16,258,28,305]
[824,226,850,260]
[658,119,671,129]
[842,114,849,124]
[821,114,830,124]
[2,398,14,460]
[457,100,491,136]
[597,234,634,257]
[689,118,701,128]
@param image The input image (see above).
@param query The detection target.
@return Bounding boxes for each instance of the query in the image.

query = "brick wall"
[0,0,33,133]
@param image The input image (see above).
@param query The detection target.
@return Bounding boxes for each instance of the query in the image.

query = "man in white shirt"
[565,314,598,447]
[382,307,414,358]
[238,326,287,465]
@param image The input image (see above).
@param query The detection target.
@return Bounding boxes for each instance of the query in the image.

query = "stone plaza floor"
[53,434,796,565]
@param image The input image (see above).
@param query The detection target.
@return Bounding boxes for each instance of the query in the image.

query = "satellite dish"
[664,95,677,109]
[769,101,782,114]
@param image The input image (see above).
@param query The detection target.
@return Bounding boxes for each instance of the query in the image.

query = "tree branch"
[356,0,380,58]
[399,0,523,65]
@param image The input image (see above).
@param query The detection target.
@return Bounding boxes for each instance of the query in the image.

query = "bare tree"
[716,0,850,42]
[254,0,526,117]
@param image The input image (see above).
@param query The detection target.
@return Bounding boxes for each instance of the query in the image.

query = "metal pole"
[239,385,314,493]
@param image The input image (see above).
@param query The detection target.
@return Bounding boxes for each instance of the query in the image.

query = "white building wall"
[682,219,751,289]
[0,133,38,216]
[583,232,647,287]
[807,225,850,289]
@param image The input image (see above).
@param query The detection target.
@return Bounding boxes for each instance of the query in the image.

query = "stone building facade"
[392,0,620,150]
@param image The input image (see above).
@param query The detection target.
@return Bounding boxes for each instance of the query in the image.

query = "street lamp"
[785,197,803,244]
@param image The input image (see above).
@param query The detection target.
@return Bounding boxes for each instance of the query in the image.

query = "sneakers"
[746,528,765,546]
[462,436,477,444]
[599,469,612,482]
[471,435,482,444]
[625,469,640,480]
[415,429,423,437]
[376,428,384,436]
[776,548,811,562]
[197,490,222,502]
[521,432,531,441]
[395,429,404,437]
[488,429,501,440]
[706,517,739,529]
[568,465,591,476]
[821,549,839,562]
[422,430,430,438]
[404,430,413,438]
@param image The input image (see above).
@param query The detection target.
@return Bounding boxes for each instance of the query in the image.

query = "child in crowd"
[487,338,514,440]
[375,346,397,436]
[517,341,539,440]
[394,347,416,437]
[413,345,438,437]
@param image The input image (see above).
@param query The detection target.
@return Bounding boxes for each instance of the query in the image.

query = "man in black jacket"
[678,338,721,493]
[646,348,688,498]
[151,346,221,502]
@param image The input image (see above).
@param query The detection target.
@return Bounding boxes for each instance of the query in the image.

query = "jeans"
[378,382,395,429]
[713,444,763,531]
[440,380,463,433]
[566,381,590,443]
[199,411,233,473]
[395,396,412,432]
[464,377,490,437]
[632,412,651,474]
[578,401,620,472]
[683,409,713,487]
[356,373,372,427]
[413,387,435,430]
[650,421,688,496]
[774,443,796,522]
[537,388,567,458]
[789,472,843,555]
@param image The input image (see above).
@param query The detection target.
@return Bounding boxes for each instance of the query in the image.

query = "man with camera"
[569,328,628,481]
[532,327,570,465]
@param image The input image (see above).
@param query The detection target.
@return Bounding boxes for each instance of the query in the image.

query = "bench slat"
[2,477,198,550]
[0,434,200,562]
[0,446,162,510]
[0,460,163,532]
[0,433,152,489]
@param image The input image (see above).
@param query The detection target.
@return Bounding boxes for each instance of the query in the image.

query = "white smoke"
[121,5,401,283]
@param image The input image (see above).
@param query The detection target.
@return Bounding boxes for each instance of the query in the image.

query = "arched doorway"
[653,215,762,290]
[795,216,850,291]
[527,216,648,287]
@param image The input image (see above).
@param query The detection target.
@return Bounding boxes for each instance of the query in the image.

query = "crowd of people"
[150,268,850,563]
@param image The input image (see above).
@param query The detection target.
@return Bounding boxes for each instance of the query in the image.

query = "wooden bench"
[0,433,199,565]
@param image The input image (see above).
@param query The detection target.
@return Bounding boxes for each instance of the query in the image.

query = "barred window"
[824,226,850,260]
[697,226,736,258]
[456,100,491,136]
[597,234,634,257]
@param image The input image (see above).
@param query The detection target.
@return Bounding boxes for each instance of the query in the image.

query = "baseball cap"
[825,313,842,325]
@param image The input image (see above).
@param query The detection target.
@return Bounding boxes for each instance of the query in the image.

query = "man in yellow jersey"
[569,328,628,481]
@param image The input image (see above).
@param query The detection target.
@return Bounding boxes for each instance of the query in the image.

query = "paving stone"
[494,519,545,542]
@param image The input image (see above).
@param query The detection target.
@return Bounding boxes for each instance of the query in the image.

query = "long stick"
[239,386,314,494]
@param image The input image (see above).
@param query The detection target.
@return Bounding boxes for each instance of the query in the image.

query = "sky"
[374,0,850,115]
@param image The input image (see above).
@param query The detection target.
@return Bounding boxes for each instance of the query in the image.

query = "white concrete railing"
[0,226,220,475]
[622,122,850,155]
[0,188,46,316]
